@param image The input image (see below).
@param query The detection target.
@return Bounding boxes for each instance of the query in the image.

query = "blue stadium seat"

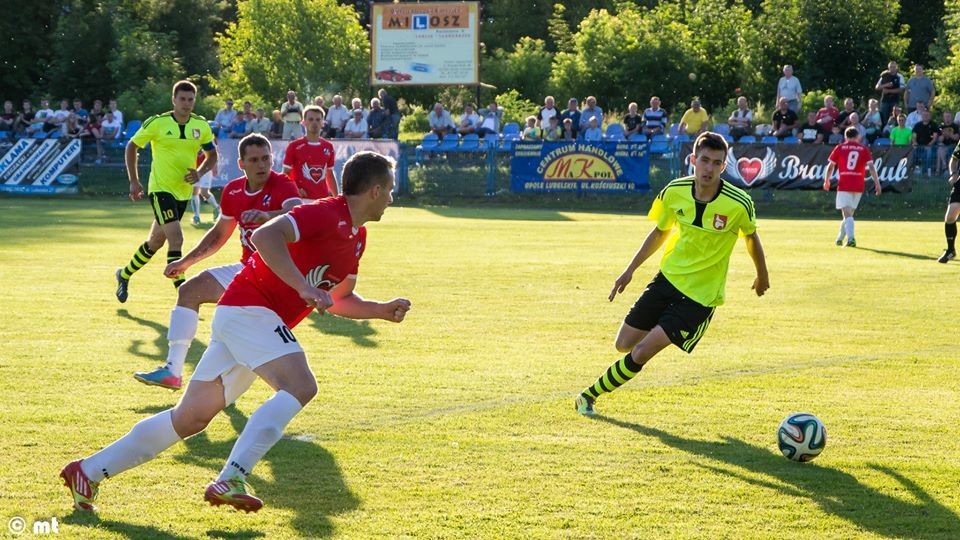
[668,123,679,138]
[722,134,734,143]
[649,134,670,154]
[628,133,647,142]
[782,136,799,144]
[436,134,460,152]
[502,123,520,136]
[482,132,500,150]
[415,133,440,162]
[738,135,757,143]
[675,134,692,144]
[501,133,521,151]
[0,131,10,140]
[605,123,625,140]
[874,138,891,146]
[122,120,142,139]
[459,133,480,151]
[760,136,779,145]
[713,124,730,136]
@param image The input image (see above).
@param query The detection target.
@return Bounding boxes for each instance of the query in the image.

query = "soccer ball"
[777,413,826,462]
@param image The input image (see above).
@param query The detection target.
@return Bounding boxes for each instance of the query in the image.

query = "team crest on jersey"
[262,194,272,207]
[713,214,728,230]
[306,264,336,289]
[192,128,201,139]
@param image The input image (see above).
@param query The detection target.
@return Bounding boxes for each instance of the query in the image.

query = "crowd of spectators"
[0,97,124,162]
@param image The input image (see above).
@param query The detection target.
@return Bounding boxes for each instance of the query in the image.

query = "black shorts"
[950,183,960,204]
[150,192,188,225]
[624,272,716,354]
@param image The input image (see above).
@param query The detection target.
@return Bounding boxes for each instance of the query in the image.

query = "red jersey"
[283,137,336,199]
[219,171,301,264]
[219,196,366,328]
[828,140,872,192]
[816,107,840,133]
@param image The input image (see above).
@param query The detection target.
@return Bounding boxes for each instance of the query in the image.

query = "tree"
[48,0,116,103]
[0,2,62,100]
[217,0,369,107]
[108,12,185,120]
[932,1,960,112]
[899,0,945,66]
[483,37,554,104]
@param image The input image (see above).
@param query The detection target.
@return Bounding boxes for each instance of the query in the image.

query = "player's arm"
[823,161,835,191]
[164,218,238,278]
[196,144,218,177]
[744,232,769,297]
[240,197,302,225]
[326,277,411,322]
[250,215,332,312]
[866,161,882,195]
[608,226,672,301]
[124,140,143,201]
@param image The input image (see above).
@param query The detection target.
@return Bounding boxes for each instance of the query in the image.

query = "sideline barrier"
[0,138,82,194]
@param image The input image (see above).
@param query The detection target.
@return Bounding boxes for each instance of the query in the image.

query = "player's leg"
[115,208,169,302]
[200,186,220,220]
[939,201,960,262]
[841,206,855,246]
[614,320,648,353]
[135,264,241,389]
[59,377,225,511]
[156,196,189,288]
[191,185,202,224]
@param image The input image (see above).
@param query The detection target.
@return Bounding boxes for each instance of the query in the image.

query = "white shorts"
[196,171,214,189]
[192,306,304,405]
[204,263,244,289]
[836,191,862,210]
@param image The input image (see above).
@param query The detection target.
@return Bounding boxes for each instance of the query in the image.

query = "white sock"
[837,220,846,242]
[165,306,199,377]
[81,411,181,482]
[204,192,220,210]
[191,195,201,218]
[845,217,855,240]
[217,391,303,481]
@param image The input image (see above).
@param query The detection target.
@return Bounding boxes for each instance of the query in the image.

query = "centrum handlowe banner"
[679,143,914,192]
[510,141,651,193]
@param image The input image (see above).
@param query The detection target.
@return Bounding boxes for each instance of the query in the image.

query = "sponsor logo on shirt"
[262,194,271,207]
[192,128,201,139]
[306,264,335,289]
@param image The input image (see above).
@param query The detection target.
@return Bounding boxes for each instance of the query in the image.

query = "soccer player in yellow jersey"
[115,80,217,302]
[575,132,770,415]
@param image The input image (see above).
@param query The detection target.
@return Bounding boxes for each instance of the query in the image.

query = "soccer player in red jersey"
[283,105,338,201]
[823,126,882,247]
[61,151,410,513]
[133,134,302,390]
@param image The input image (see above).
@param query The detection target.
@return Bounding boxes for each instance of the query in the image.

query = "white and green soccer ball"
[777,413,826,462]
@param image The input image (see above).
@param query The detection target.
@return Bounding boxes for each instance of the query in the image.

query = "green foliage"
[108,13,186,120]
[399,104,431,136]
[684,0,757,111]
[802,89,839,115]
[49,0,116,103]
[0,3,60,99]
[898,0,946,66]
[217,0,369,108]
[483,37,554,103]
[932,2,960,113]
[547,3,575,53]
[494,89,540,126]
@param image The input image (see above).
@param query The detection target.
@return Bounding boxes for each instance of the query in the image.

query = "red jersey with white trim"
[219,196,366,328]
[828,140,872,192]
[218,170,301,265]
[283,136,336,199]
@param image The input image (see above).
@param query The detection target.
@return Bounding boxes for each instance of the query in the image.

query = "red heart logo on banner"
[737,158,762,185]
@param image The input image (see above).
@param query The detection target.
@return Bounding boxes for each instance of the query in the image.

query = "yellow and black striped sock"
[120,242,156,280]
[167,250,185,288]
[581,353,643,401]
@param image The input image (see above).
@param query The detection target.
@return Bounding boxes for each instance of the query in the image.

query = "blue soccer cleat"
[133,366,182,390]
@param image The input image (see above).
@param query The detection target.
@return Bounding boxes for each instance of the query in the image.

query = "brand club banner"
[510,141,651,193]
[679,143,914,192]
[212,139,401,192]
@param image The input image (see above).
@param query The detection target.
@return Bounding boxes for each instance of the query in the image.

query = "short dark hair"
[342,151,395,196]
[172,80,197,97]
[692,131,728,157]
[844,126,860,139]
[303,105,325,120]
[238,133,271,159]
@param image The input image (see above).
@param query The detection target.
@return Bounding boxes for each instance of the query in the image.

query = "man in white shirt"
[344,109,368,139]
[456,103,480,135]
[213,99,237,137]
[324,95,351,139]
[776,65,803,114]
[727,96,753,140]
[428,103,456,139]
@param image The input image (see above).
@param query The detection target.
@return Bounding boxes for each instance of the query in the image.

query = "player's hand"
[822,179,830,191]
[382,298,412,322]
[240,209,269,225]
[164,259,190,278]
[874,184,882,196]
[752,274,770,297]
[300,286,334,314]
[184,168,200,185]
[609,269,635,301]
[129,180,144,201]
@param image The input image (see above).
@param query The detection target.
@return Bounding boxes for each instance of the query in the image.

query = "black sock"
[581,353,644,401]
[946,223,956,252]
[167,250,185,288]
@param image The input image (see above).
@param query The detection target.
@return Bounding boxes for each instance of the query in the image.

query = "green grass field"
[1,197,959,538]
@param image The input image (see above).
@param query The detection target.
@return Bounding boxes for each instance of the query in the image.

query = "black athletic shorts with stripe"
[624,272,715,354]
[150,192,188,224]
[950,183,960,204]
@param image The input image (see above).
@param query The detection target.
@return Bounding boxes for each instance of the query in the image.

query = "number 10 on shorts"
[273,325,297,343]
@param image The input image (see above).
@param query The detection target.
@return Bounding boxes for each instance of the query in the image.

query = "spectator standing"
[522,115,542,141]
[727,96,753,140]
[776,65,803,113]
[476,102,503,137]
[324,95,350,139]
[937,111,959,176]
[213,99,237,137]
[344,109,369,139]
[905,64,935,114]
[798,111,826,144]
[456,102,480,135]
[579,96,603,133]
[280,91,304,140]
[560,98,581,139]
[583,117,602,142]
[816,96,840,134]
[679,99,710,136]
[862,99,882,142]
[889,114,912,145]
[770,98,798,139]
[623,102,642,138]
[377,89,399,139]
[876,60,905,126]
[912,110,940,174]
[427,103,456,139]
[642,96,668,137]
[537,96,559,127]
[367,98,389,139]
[0,100,15,133]
[268,110,283,139]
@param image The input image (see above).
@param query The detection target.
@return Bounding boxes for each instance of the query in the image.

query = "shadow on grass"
[62,510,192,540]
[306,311,379,348]
[173,405,360,538]
[422,206,574,222]
[856,247,938,261]
[117,308,205,372]
[596,416,960,538]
